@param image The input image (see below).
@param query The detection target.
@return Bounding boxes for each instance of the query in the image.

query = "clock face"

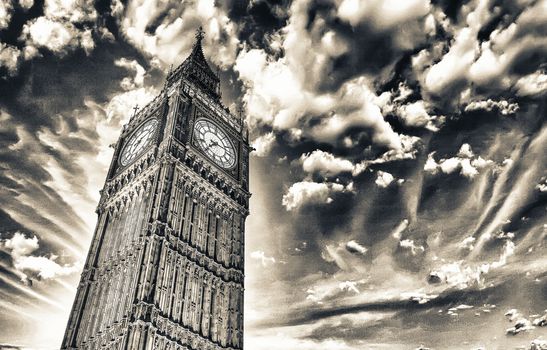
[119,119,158,166]
[194,119,237,169]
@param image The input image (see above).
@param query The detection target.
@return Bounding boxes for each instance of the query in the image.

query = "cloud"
[252,132,276,157]
[42,0,97,22]
[2,232,80,282]
[532,314,547,327]
[21,17,87,55]
[506,318,535,335]
[3,232,39,257]
[399,239,425,255]
[424,143,493,179]
[459,236,476,251]
[0,1,12,30]
[337,0,430,29]
[535,178,547,193]
[515,71,547,97]
[396,100,444,131]
[338,281,360,294]
[235,0,419,151]
[237,48,403,149]
[16,0,99,59]
[301,150,355,177]
[0,43,21,77]
[428,261,487,289]
[353,134,421,175]
[282,181,354,211]
[250,250,276,266]
[504,310,547,337]
[419,0,547,107]
[119,0,239,68]
[114,58,146,90]
[464,99,519,115]
[529,338,547,350]
[345,240,367,255]
[1,1,546,349]
[375,171,396,188]
[19,0,34,10]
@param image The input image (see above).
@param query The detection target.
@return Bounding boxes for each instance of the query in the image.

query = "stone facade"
[62,29,250,350]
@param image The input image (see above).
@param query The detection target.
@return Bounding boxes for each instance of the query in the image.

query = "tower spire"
[165,26,221,100]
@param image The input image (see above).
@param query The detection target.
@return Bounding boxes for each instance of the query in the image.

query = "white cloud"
[250,250,276,266]
[506,318,535,335]
[457,143,474,158]
[392,219,409,240]
[529,338,547,350]
[252,132,276,157]
[399,239,425,255]
[43,0,97,22]
[421,0,547,99]
[424,143,493,179]
[459,236,476,251]
[428,261,488,289]
[2,232,80,281]
[396,100,443,131]
[19,0,34,10]
[424,26,478,94]
[19,0,98,58]
[353,134,421,175]
[306,80,401,147]
[490,240,515,269]
[337,0,430,30]
[0,43,21,76]
[0,0,12,29]
[375,171,395,188]
[21,17,76,54]
[464,99,519,115]
[345,240,368,255]
[115,57,146,90]
[4,232,39,257]
[536,177,547,192]
[422,0,493,94]
[400,291,438,304]
[80,28,95,55]
[532,314,547,327]
[339,280,359,294]
[22,44,39,60]
[282,181,354,211]
[301,150,354,177]
[515,70,547,97]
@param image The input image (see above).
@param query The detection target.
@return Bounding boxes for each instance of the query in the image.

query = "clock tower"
[61,28,250,350]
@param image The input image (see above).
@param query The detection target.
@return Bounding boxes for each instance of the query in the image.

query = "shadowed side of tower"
[61,28,250,350]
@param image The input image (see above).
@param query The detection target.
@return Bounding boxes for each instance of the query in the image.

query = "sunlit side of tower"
[62,28,250,350]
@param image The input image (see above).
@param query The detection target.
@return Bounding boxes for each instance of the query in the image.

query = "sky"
[0,0,546,349]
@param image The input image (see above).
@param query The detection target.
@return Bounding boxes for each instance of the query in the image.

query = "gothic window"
[214,216,220,258]
[189,200,197,243]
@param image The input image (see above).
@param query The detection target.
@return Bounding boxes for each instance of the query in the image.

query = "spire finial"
[195,26,204,42]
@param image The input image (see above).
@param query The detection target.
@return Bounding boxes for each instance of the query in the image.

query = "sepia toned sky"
[0,0,546,349]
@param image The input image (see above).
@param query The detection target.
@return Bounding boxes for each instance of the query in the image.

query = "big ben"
[62,28,250,350]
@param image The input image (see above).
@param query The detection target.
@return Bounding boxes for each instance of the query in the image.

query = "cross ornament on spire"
[195,26,204,42]
[132,105,139,117]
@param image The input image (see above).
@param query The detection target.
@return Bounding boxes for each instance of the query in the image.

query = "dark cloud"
[225,0,290,51]
[261,285,505,328]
